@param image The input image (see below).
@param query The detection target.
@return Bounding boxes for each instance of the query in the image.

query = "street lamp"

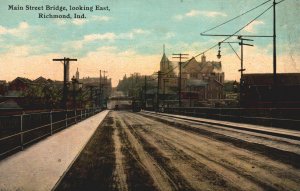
[217,37,253,105]
[217,37,253,78]
[217,42,222,59]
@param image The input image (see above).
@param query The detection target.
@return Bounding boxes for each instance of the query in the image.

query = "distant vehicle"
[132,101,141,112]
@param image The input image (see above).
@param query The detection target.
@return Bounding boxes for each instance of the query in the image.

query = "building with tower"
[75,68,79,80]
[181,54,225,106]
[158,47,225,107]
[159,47,178,97]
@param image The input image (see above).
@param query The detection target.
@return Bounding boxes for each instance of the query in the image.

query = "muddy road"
[55,111,300,191]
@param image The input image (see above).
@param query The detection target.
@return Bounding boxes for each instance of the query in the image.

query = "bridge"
[107,95,132,110]
[1,109,300,190]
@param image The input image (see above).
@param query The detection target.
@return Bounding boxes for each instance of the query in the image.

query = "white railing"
[0,108,101,158]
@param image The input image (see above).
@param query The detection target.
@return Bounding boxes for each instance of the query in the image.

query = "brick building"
[158,52,225,107]
[240,73,300,108]
[182,55,224,106]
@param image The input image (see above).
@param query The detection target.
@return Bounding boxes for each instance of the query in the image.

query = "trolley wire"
[201,0,272,35]
[147,1,277,81]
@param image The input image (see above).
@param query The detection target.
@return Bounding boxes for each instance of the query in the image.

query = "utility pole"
[102,70,108,107]
[144,76,147,109]
[99,70,107,108]
[189,86,192,107]
[88,85,95,107]
[163,79,169,107]
[272,0,278,107]
[156,71,163,111]
[173,53,188,107]
[273,0,277,85]
[238,36,253,78]
[99,70,102,108]
[131,74,134,98]
[217,38,253,105]
[52,57,77,109]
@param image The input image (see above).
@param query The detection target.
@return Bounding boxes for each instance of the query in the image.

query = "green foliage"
[117,74,156,97]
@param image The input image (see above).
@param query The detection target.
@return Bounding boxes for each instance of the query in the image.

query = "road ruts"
[55,111,300,191]
[55,112,169,191]
[116,115,196,191]
[113,112,158,191]
[55,114,116,191]
[118,111,300,191]
[140,112,300,169]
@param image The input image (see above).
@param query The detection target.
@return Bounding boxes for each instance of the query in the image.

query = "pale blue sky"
[0,0,299,86]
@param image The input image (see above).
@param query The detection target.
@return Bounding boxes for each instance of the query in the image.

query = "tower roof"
[160,53,170,65]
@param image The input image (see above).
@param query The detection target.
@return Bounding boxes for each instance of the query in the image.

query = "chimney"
[201,54,206,63]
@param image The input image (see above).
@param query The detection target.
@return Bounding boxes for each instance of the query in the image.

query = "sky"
[0,0,299,86]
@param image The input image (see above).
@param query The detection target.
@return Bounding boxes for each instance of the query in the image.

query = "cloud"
[175,10,227,21]
[81,47,161,86]
[53,16,112,26]
[72,19,88,25]
[53,19,67,26]
[72,16,112,25]
[91,16,112,21]
[119,28,150,39]
[96,46,117,52]
[1,43,299,87]
[2,44,47,57]
[83,33,117,41]
[165,32,175,39]
[69,28,150,49]
[243,20,264,33]
[5,45,31,57]
[0,21,29,36]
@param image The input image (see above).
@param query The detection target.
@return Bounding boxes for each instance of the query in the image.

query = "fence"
[0,108,101,159]
[160,107,300,130]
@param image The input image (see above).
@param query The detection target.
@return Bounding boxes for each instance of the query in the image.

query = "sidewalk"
[143,111,300,140]
[0,110,109,191]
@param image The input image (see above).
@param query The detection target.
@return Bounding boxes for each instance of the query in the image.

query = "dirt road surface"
[55,111,300,191]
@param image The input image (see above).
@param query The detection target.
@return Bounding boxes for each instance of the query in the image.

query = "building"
[76,69,112,107]
[75,68,80,80]
[0,80,7,96]
[157,51,225,107]
[181,54,224,106]
[159,50,178,97]
[8,77,33,96]
[240,73,300,108]
[34,76,53,84]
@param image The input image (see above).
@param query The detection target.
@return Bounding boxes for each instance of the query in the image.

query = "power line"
[217,5,273,45]
[201,0,272,35]
[147,1,275,82]
[52,57,77,109]
[178,4,273,75]
[277,0,286,4]
[173,53,189,107]
[228,43,241,60]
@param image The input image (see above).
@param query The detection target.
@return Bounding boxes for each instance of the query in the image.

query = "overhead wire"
[201,0,272,35]
[147,0,276,81]
[182,3,273,68]
[277,0,286,4]
[228,43,241,60]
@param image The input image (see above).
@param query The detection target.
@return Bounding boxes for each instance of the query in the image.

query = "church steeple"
[75,68,79,80]
[160,44,169,71]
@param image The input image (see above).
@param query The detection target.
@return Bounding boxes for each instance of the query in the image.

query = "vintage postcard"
[0,0,299,190]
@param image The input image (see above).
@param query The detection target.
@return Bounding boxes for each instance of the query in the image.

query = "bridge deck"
[0,110,109,191]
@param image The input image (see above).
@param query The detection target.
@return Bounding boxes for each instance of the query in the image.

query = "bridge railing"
[157,107,300,130]
[0,108,101,159]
